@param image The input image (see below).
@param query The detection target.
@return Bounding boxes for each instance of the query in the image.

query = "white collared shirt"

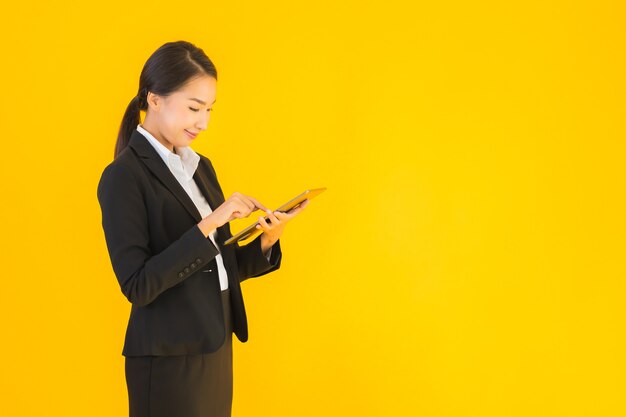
[136,124,271,291]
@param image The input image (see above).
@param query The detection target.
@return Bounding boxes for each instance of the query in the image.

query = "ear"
[146,91,161,112]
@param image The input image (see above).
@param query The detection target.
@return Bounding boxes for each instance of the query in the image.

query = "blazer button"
[178,272,184,278]
[184,267,190,273]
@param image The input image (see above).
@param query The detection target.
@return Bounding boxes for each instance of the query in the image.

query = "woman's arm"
[234,233,282,282]
[97,162,221,307]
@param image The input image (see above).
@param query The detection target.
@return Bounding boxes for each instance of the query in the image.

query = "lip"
[185,130,198,139]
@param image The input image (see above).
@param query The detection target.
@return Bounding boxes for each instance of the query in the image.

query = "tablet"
[224,187,326,245]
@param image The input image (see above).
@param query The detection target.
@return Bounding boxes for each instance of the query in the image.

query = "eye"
[189,107,199,112]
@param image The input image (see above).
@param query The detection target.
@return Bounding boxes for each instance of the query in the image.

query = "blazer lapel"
[193,160,225,213]
[193,160,230,244]
[128,129,202,222]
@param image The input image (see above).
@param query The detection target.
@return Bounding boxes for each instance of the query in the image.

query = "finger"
[264,209,281,225]
[230,195,253,216]
[256,215,270,230]
[273,210,288,218]
[274,210,295,222]
[238,193,263,213]
[246,196,269,212]
[280,203,306,218]
[238,195,257,213]
[285,206,303,217]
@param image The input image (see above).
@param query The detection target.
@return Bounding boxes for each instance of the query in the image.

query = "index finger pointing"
[247,196,269,213]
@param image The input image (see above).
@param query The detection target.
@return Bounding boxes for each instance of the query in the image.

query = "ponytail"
[114,88,147,159]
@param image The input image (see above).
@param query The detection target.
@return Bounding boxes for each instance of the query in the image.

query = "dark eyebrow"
[188,97,216,105]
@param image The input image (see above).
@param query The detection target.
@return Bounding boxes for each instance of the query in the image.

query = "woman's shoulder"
[97,147,143,195]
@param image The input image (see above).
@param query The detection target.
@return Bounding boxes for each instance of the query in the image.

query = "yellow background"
[1,1,625,416]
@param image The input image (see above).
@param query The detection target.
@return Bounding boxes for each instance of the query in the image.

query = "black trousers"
[125,288,234,417]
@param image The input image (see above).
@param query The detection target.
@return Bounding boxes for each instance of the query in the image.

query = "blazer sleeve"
[97,162,221,307]
[234,233,283,282]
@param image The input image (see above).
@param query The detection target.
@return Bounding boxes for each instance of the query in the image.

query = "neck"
[140,120,174,153]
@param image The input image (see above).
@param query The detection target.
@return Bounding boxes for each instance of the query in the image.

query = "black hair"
[114,41,218,159]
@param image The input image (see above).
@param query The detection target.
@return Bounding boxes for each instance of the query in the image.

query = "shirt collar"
[136,124,200,179]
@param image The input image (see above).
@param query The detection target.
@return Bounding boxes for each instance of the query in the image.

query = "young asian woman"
[96,40,309,417]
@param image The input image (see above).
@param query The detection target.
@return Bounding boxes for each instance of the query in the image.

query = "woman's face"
[144,74,217,152]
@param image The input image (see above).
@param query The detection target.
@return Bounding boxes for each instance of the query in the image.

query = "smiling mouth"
[185,130,198,139]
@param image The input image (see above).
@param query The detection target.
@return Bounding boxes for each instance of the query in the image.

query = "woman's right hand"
[197,192,269,237]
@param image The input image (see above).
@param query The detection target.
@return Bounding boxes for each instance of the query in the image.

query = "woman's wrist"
[260,233,277,255]
[198,216,219,238]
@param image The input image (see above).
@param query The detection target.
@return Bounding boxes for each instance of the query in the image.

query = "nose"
[196,110,210,131]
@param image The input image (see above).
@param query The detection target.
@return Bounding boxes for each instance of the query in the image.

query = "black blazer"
[97,128,282,357]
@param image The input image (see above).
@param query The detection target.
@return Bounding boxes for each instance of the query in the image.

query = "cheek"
[164,107,192,131]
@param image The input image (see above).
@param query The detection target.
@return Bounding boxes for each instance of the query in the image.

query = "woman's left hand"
[257,199,310,251]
